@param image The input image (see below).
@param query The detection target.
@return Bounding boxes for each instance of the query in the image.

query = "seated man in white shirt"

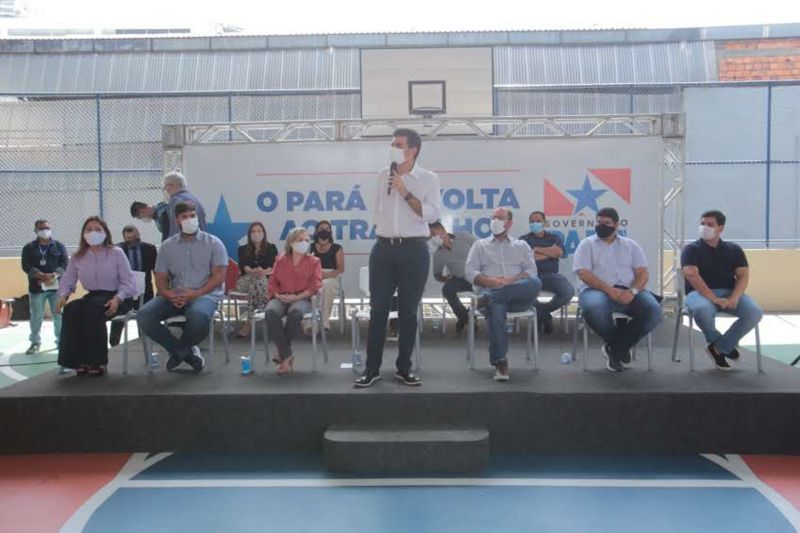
[572,207,663,372]
[465,208,541,382]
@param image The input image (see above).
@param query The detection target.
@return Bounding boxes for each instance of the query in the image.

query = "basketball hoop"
[408,80,446,118]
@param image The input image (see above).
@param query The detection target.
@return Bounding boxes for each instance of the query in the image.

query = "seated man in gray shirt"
[465,208,541,382]
[137,201,228,373]
[429,221,477,333]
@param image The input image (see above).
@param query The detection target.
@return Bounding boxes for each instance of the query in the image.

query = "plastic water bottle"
[241,355,253,375]
[560,352,572,364]
[148,351,160,369]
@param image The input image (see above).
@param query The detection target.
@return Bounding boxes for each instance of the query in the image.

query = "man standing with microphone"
[354,129,442,388]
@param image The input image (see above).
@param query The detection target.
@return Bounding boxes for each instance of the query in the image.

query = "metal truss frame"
[164,113,685,297]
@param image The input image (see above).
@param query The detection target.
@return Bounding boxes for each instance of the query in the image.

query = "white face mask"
[251,232,264,243]
[490,218,507,236]
[36,229,51,240]
[698,225,717,241]
[390,146,407,165]
[141,216,153,224]
[430,235,444,248]
[84,230,106,246]
[292,240,310,255]
[181,217,199,235]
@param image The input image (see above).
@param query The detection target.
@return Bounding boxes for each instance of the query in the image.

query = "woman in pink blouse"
[265,227,322,375]
[56,217,137,376]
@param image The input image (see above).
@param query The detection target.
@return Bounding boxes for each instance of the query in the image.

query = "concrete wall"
[3,250,799,312]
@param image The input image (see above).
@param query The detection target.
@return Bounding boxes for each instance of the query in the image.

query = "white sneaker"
[493,360,510,382]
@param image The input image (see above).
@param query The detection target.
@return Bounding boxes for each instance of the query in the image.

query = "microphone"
[388,162,397,195]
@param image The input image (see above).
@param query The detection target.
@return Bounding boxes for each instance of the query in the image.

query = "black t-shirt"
[519,231,564,274]
[680,238,748,294]
[237,243,278,276]
[312,242,342,270]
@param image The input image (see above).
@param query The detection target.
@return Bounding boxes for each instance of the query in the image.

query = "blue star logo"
[567,176,607,214]
[205,195,252,261]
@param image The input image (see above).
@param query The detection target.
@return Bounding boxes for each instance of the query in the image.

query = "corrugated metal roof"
[494,41,717,87]
[0,40,718,94]
[1,23,799,52]
[0,48,360,93]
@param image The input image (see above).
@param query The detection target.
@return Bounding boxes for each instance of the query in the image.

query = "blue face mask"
[529,222,545,234]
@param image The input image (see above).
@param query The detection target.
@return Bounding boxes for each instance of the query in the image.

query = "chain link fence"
[0,92,361,256]
[2,83,798,254]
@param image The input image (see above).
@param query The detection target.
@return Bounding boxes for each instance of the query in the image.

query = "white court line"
[702,454,800,531]
[59,454,793,531]
[0,340,35,381]
[121,478,751,489]
[60,452,172,533]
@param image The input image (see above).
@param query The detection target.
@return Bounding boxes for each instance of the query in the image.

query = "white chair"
[459,290,539,370]
[111,271,149,374]
[505,291,569,336]
[249,291,328,373]
[224,290,249,323]
[670,273,763,372]
[438,296,450,335]
[571,306,653,371]
[336,275,346,336]
[350,266,421,373]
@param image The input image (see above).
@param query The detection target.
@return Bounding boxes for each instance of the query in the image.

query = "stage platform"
[2,319,799,455]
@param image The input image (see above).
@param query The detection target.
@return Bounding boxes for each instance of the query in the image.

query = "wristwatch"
[630,288,640,296]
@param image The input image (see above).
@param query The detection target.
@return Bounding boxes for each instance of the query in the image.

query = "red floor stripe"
[0,453,130,533]
[743,455,800,511]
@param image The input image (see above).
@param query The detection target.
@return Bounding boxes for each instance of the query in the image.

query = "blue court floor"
[20,453,792,533]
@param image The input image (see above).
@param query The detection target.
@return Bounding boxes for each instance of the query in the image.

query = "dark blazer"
[116,241,157,301]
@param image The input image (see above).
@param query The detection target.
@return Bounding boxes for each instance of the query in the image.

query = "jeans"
[29,291,61,345]
[535,272,575,321]
[366,238,429,373]
[264,297,312,360]
[481,277,541,364]
[578,289,663,357]
[442,277,473,324]
[137,295,218,361]
[685,289,763,354]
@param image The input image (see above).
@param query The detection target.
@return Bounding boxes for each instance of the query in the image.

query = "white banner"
[183,136,664,297]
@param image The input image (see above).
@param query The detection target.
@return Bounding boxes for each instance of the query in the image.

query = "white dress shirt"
[372,164,442,238]
[465,235,538,286]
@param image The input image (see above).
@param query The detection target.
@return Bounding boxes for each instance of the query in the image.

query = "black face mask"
[126,239,141,247]
[594,224,615,239]
[316,230,332,241]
